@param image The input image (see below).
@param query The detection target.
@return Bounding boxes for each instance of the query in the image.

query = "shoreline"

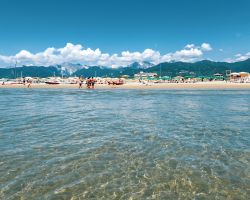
[1,82,250,89]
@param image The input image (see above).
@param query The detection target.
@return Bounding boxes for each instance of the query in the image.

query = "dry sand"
[1,82,250,89]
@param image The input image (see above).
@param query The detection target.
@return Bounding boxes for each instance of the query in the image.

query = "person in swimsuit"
[86,77,91,88]
[27,79,32,88]
[91,77,95,89]
[79,76,83,88]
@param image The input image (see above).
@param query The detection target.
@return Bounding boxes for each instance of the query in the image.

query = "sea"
[0,89,249,199]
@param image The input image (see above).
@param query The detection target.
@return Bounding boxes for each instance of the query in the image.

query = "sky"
[0,0,250,67]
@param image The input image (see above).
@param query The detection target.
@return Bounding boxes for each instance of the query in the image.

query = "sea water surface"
[0,89,249,199]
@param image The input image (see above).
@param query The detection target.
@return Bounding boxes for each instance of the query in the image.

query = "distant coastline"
[1,82,250,90]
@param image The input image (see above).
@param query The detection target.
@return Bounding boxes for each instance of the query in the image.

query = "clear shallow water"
[0,89,249,200]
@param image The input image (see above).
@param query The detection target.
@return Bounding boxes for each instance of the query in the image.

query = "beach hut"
[239,72,249,78]
[134,72,157,79]
[229,72,240,81]
[173,76,184,81]
[212,73,224,80]
[239,72,250,82]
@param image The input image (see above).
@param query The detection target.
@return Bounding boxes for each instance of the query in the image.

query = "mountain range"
[0,59,250,79]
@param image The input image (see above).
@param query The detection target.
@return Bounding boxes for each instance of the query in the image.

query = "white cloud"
[0,42,213,67]
[161,44,207,63]
[201,43,212,51]
[225,52,250,63]
[175,48,203,58]
[235,54,250,62]
[185,44,195,49]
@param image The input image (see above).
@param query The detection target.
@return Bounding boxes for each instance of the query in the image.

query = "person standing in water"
[91,77,96,89]
[27,79,32,88]
[86,77,91,88]
[79,76,83,88]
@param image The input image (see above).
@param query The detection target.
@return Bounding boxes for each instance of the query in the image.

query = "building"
[230,72,249,82]
[134,71,157,79]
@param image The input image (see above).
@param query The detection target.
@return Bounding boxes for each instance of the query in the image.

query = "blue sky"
[0,0,250,67]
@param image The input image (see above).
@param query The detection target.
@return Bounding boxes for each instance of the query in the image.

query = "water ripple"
[0,89,250,199]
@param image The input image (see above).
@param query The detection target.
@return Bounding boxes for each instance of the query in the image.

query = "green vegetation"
[0,59,250,79]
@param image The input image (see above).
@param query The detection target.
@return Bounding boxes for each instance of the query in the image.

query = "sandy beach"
[1,82,250,89]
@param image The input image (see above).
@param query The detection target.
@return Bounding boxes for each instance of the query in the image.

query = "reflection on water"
[0,89,250,199]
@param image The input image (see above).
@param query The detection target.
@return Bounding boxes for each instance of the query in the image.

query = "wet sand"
[1,82,250,89]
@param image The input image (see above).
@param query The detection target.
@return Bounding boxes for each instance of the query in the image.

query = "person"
[79,76,83,88]
[86,77,91,88]
[23,77,26,85]
[27,79,32,88]
[91,77,96,89]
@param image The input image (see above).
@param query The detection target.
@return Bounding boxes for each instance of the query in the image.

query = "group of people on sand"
[1,77,32,88]
[78,76,96,89]
[23,77,32,88]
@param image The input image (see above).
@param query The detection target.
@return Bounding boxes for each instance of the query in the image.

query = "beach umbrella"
[162,76,171,80]
[173,76,183,80]
[213,73,223,76]
[147,77,156,80]
[184,76,195,79]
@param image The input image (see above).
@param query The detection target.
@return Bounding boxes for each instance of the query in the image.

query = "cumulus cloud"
[185,44,195,49]
[161,43,208,63]
[0,42,213,67]
[201,43,212,51]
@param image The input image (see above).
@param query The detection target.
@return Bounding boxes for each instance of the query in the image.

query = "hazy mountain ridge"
[127,61,155,69]
[0,59,250,78]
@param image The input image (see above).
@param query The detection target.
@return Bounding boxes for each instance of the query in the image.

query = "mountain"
[127,61,154,69]
[73,66,121,77]
[58,63,83,75]
[146,59,250,77]
[0,66,61,78]
[229,59,250,72]
[146,60,228,77]
[0,59,250,78]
